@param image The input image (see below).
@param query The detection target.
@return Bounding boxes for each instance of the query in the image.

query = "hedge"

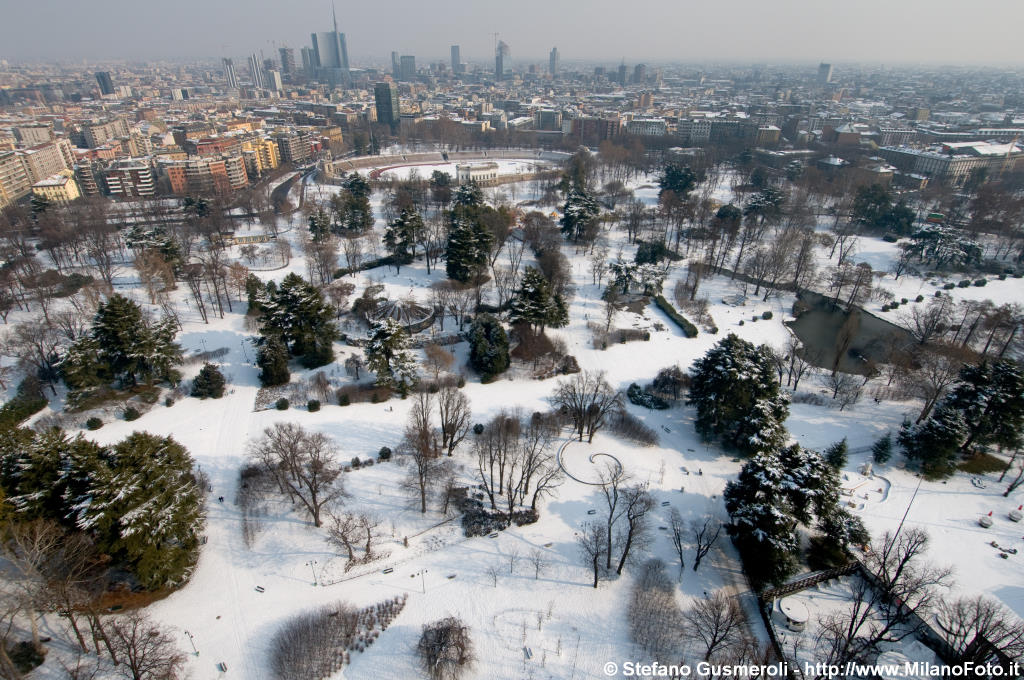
[0,379,48,430]
[653,296,698,338]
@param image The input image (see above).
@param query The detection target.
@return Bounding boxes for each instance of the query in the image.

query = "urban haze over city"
[1,2,1024,680]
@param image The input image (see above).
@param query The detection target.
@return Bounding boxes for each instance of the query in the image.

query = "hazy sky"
[2,0,1023,66]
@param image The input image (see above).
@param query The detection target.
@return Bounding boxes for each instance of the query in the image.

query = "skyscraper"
[222,58,239,89]
[818,62,833,85]
[309,4,350,85]
[95,71,114,95]
[279,47,296,76]
[617,61,628,86]
[549,47,559,76]
[450,45,461,74]
[633,63,647,84]
[374,81,400,127]
[391,51,401,79]
[300,48,315,77]
[400,55,416,81]
[248,53,266,89]
[495,40,510,80]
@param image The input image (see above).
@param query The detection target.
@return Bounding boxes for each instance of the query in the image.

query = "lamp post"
[306,560,318,586]
[184,630,198,656]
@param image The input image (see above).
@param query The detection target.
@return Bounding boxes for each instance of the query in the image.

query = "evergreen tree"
[262,273,338,367]
[62,294,183,388]
[452,182,483,208]
[559,188,600,241]
[338,173,374,232]
[384,207,422,273]
[308,206,332,242]
[245,273,266,312]
[467,314,510,382]
[871,432,893,465]
[76,432,203,589]
[945,360,1024,458]
[191,363,226,399]
[508,267,568,332]
[824,438,849,469]
[687,334,790,457]
[725,444,841,587]
[658,164,700,198]
[898,408,966,479]
[256,335,291,387]
[364,319,419,394]
[445,208,492,283]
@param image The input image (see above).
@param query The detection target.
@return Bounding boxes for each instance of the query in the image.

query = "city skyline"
[2,0,1024,65]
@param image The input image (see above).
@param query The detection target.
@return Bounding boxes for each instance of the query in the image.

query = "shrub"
[191,363,226,399]
[900,298,908,304]
[428,383,440,394]
[339,393,351,406]
[86,417,103,430]
[275,398,289,410]
[943,282,956,290]
[351,456,361,469]
[881,233,899,243]
[751,315,758,322]
[457,375,466,388]
[473,423,485,435]
[881,304,890,312]
[974,278,987,287]
[609,409,659,447]
[709,326,719,334]
[165,397,175,407]
[653,295,697,338]
[915,294,924,302]
[761,310,773,320]
[378,446,392,461]
[123,406,141,421]
[935,290,943,297]
[307,399,321,412]
[998,273,1007,280]
[957,279,971,288]
[0,377,48,430]
[627,383,669,410]
[1014,272,1023,279]
[738,320,745,326]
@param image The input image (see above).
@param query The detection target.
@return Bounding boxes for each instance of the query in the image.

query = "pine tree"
[508,267,568,332]
[898,407,966,479]
[687,334,790,457]
[191,363,226,399]
[559,188,600,241]
[364,319,418,394]
[658,164,699,198]
[308,207,332,242]
[871,432,893,465]
[63,294,183,388]
[339,173,374,232]
[257,335,291,387]
[467,314,510,382]
[944,360,1024,458]
[262,273,337,367]
[445,211,491,283]
[824,438,849,469]
[384,207,422,273]
[76,432,204,589]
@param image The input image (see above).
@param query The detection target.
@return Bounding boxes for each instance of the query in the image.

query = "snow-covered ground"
[12,162,1024,679]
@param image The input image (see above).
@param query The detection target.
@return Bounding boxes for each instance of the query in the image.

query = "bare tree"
[902,296,953,346]
[418,617,475,680]
[550,370,623,442]
[506,547,520,575]
[106,611,187,680]
[668,508,686,579]
[937,596,1024,664]
[485,564,501,588]
[424,343,455,382]
[437,385,471,456]
[683,591,746,661]
[528,549,548,580]
[402,392,443,513]
[826,371,863,410]
[615,484,655,575]
[250,423,345,527]
[816,528,952,668]
[598,462,629,570]
[577,521,606,589]
[691,516,722,572]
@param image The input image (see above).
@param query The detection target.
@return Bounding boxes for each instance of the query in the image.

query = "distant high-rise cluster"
[222,58,238,89]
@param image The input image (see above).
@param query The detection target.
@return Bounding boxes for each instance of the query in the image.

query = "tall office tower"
[549,47,559,76]
[279,47,296,76]
[222,58,239,89]
[633,63,646,84]
[617,61,627,86]
[391,51,401,78]
[300,47,315,76]
[249,53,266,89]
[95,71,114,95]
[495,40,509,80]
[268,70,284,92]
[309,4,350,85]
[399,55,416,81]
[374,81,400,127]
[818,62,833,85]
[450,45,461,74]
